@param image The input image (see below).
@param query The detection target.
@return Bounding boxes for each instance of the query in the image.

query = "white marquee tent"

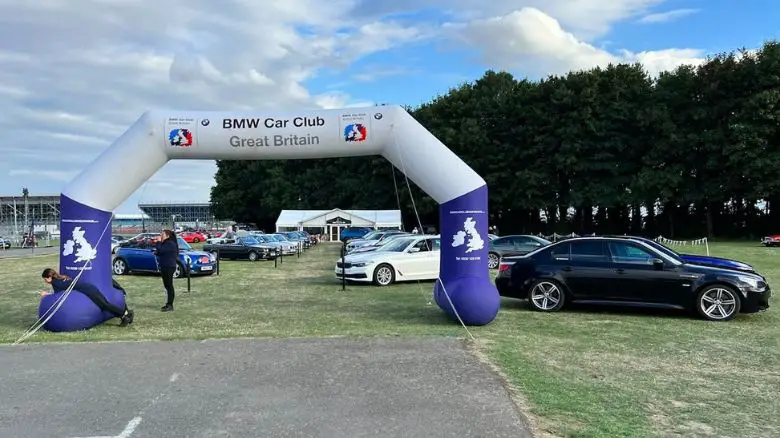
[275,208,402,241]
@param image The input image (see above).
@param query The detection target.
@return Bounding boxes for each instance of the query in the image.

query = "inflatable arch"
[49,105,501,331]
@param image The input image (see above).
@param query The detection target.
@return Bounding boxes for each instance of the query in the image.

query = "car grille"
[336,262,353,269]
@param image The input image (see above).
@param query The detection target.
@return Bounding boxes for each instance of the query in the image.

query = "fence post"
[341,242,346,291]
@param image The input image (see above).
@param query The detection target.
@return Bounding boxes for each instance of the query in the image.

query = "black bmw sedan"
[495,236,771,321]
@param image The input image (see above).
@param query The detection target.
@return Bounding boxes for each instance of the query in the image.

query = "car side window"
[431,238,441,251]
[413,239,431,252]
[569,241,608,262]
[515,236,543,249]
[549,243,570,261]
[607,242,655,264]
[492,237,510,246]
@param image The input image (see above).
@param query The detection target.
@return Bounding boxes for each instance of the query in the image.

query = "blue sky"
[0,0,777,213]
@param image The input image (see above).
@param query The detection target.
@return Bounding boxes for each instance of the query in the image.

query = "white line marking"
[70,416,142,438]
[117,417,142,438]
[169,372,180,382]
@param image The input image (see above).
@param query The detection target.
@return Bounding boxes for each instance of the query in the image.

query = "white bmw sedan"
[335,235,441,286]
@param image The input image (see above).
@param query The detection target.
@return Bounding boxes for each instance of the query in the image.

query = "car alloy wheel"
[529,280,565,311]
[488,253,500,269]
[248,251,258,261]
[697,285,740,321]
[173,264,183,278]
[112,259,127,275]
[373,264,395,286]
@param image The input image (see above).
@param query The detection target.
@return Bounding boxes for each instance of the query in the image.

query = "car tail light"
[498,263,511,272]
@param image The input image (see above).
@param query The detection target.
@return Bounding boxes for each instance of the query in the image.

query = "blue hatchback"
[112,237,216,278]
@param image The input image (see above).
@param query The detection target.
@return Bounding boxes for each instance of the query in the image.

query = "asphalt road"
[0,337,532,438]
[0,247,58,259]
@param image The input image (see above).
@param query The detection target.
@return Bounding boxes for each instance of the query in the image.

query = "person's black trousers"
[160,266,176,305]
[78,288,125,317]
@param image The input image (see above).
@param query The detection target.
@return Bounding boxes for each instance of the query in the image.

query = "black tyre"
[695,284,741,321]
[112,258,128,275]
[488,252,500,269]
[173,263,184,279]
[527,278,566,312]
[373,263,395,286]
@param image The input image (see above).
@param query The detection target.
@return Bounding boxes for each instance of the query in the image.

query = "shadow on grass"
[499,296,696,320]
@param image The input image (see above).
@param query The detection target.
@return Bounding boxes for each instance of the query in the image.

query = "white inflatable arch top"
[58,105,500,326]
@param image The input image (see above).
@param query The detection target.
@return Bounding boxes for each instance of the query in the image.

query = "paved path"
[0,337,532,438]
[0,247,58,259]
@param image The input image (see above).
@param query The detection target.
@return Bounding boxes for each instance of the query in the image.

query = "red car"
[762,235,780,247]
[180,231,208,243]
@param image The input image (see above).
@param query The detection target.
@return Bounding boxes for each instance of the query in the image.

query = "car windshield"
[380,237,415,252]
[177,237,192,250]
[272,235,288,241]
[361,231,381,240]
[636,238,681,261]
[534,236,552,245]
[240,237,259,245]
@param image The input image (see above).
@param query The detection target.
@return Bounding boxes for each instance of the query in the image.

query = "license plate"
[200,265,213,271]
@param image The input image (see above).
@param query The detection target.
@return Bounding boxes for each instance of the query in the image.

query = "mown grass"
[0,241,777,437]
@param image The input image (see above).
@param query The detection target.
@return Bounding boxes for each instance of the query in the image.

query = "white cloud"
[0,0,710,214]
[638,8,699,23]
[0,0,422,212]
[448,7,705,77]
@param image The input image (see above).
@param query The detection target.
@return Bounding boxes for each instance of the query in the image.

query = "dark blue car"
[340,227,371,242]
[112,237,216,278]
[615,236,756,274]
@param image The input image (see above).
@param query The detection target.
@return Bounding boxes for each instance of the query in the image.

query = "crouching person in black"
[41,268,134,326]
[153,229,179,312]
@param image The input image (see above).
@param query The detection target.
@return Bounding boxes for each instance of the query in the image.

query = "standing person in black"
[153,229,179,312]
[41,268,134,326]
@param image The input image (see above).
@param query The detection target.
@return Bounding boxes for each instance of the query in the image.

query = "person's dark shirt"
[51,278,102,296]
[154,237,179,269]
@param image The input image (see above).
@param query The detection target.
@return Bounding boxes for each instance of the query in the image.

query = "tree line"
[210,40,780,239]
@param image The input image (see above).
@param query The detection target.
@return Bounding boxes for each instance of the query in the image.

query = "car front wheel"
[112,259,128,275]
[696,285,741,321]
[373,263,395,286]
[248,251,259,261]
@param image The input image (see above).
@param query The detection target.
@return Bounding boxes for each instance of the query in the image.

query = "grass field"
[0,241,778,437]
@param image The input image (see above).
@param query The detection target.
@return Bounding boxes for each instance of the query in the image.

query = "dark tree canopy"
[210,41,780,239]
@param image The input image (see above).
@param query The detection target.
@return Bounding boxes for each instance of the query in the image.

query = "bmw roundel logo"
[373,113,383,120]
[201,119,210,126]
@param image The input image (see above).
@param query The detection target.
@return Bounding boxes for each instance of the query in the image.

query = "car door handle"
[615,268,625,274]
[561,267,572,272]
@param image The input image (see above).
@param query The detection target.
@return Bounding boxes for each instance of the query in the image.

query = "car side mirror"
[409,247,420,253]
[652,258,664,270]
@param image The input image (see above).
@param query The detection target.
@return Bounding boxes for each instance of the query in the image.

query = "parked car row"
[334,231,771,322]
[111,230,317,278]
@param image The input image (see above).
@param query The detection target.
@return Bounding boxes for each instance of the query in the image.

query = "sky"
[1,0,778,214]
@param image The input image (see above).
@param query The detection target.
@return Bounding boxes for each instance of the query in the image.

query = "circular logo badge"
[373,113,383,120]
[201,119,210,126]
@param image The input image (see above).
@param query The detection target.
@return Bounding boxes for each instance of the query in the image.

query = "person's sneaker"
[125,308,134,324]
[161,304,173,312]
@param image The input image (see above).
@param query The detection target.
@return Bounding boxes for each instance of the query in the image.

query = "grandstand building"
[137,201,231,232]
[0,194,61,240]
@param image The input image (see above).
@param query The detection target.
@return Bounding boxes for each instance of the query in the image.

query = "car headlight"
[736,275,763,290]
[351,261,372,267]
